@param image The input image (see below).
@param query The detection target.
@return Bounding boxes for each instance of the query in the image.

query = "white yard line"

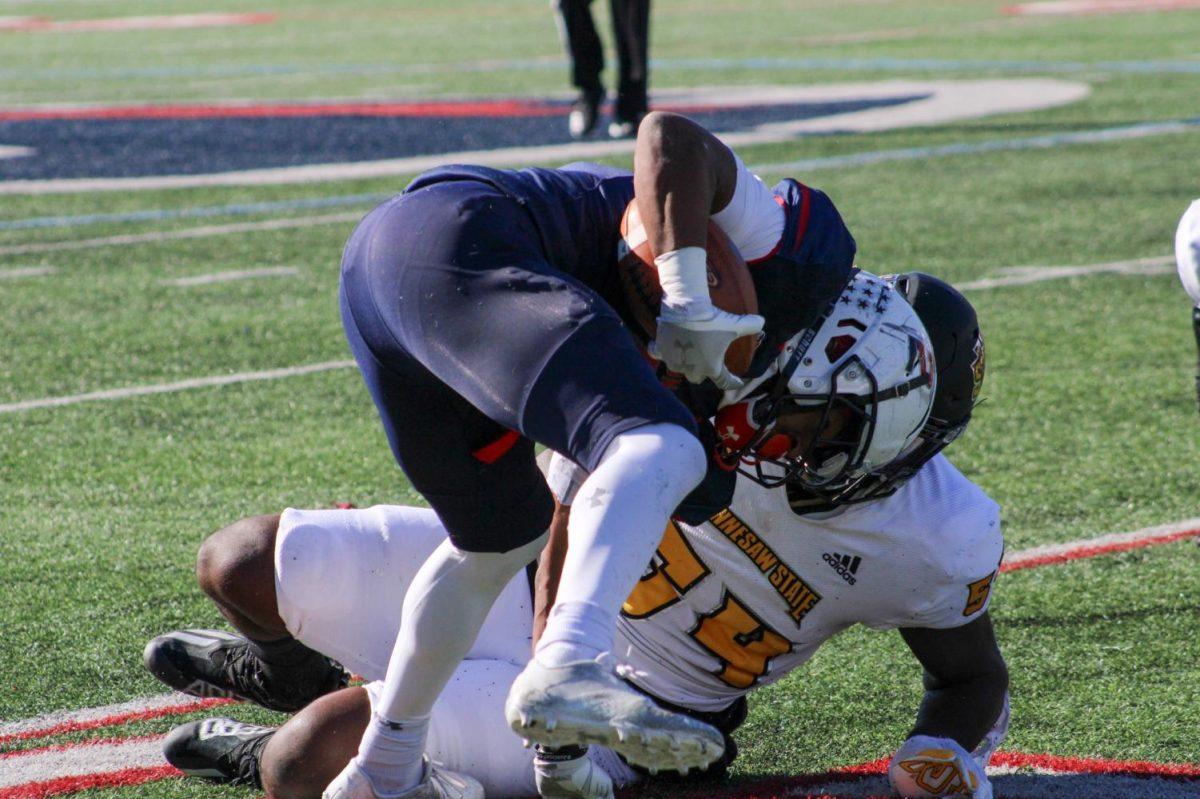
[0,692,217,739]
[0,265,55,278]
[1005,0,1200,16]
[1002,517,1200,571]
[0,251,1179,416]
[0,360,355,415]
[0,211,361,256]
[163,265,299,286]
[958,255,1174,290]
[0,738,165,787]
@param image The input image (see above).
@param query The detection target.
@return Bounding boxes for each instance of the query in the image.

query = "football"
[616,198,760,375]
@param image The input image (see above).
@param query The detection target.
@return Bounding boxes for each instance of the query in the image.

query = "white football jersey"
[548,453,1003,712]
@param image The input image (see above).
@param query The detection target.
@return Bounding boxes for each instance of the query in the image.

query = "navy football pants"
[339,180,695,552]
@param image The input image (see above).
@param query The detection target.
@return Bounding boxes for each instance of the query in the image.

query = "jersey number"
[623,522,791,688]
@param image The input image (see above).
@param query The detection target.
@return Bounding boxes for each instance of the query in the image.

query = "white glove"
[647,246,765,391]
[888,735,992,799]
[535,746,615,799]
[648,304,764,390]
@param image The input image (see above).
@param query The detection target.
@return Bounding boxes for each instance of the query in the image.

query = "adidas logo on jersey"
[822,552,861,585]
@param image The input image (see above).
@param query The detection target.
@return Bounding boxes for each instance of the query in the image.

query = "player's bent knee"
[261,688,370,799]
[196,514,280,608]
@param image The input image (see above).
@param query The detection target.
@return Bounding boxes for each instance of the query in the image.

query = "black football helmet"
[786,272,985,512]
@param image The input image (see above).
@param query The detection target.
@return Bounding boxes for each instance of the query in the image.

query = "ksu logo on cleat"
[822,552,861,585]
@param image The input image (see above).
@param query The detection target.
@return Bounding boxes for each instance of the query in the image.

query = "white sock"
[355,713,429,793]
[536,422,705,667]
[362,531,548,792]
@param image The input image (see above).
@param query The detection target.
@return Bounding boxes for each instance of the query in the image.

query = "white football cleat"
[888,735,992,799]
[321,758,482,799]
[505,656,724,773]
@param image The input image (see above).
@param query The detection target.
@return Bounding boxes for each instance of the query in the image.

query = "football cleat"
[888,735,992,799]
[568,89,603,140]
[322,757,483,799]
[504,656,724,773]
[143,628,349,712]
[162,717,274,787]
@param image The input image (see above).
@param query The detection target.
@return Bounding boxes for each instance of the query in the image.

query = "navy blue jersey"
[405,164,856,371]
[405,163,635,297]
[745,178,857,375]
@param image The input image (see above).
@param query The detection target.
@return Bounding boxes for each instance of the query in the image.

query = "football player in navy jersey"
[318,110,888,799]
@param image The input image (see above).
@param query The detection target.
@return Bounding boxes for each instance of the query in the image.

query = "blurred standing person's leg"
[608,0,650,139]
[556,0,606,139]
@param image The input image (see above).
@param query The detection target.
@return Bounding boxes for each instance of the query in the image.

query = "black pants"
[556,0,650,121]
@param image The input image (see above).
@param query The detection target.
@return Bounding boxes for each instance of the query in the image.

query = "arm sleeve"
[711,153,785,262]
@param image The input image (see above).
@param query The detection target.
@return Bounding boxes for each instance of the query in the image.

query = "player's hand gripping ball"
[617,199,761,377]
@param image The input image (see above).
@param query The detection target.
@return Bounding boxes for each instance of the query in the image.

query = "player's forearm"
[909,660,1008,751]
[532,501,572,650]
[633,111,736,257]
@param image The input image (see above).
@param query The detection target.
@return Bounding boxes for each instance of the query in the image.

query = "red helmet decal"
[714,402,759,449]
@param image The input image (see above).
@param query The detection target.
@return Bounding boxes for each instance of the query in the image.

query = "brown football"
[617,198,760,375]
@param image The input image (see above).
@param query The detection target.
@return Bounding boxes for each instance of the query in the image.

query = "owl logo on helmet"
[970,333,986,401]
[713,271,937,491]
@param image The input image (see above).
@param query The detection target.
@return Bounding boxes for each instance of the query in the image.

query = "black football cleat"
[568,88,604,139]
[143,628,349,713]
[163,717,274,786]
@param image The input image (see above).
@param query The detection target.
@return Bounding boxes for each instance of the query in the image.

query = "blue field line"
[0,192,392,231]
[5,55,1200,83]
[4,118,1198,233]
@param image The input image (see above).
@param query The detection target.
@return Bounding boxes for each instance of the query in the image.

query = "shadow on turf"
[622,771,1200,799]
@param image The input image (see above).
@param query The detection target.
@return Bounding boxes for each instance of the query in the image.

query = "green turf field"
[1,0,1198,796]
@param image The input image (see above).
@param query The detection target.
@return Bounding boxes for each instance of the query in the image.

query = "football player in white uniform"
[1175,199,1200,412]
[145,272,1007,799]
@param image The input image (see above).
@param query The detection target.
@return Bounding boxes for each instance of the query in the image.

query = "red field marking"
[1003,0,1200,15]
[992,751,1200,778]
[0,697,233,747]
[1001,519,1200,573]
[0,767,179,799]
[8,746,1194,799]
[0,13,276,34]
[0,100,566,122]
[0,17,44,31]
